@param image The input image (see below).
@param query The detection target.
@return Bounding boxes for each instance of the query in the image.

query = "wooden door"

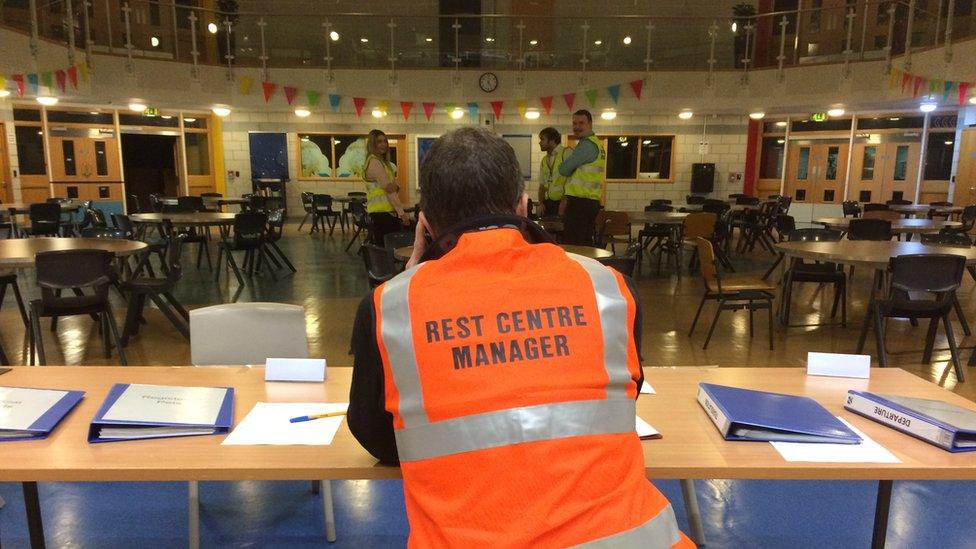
[90,137,121,181]
[955,129,976,206]
[49,136,81,181]
[814,143,848,204]
[0,123,13,202]
[848,143,884,203]
[785,144,814,202]
[880,142,921,203]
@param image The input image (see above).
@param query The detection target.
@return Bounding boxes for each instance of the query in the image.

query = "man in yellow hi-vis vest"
[537,126,569,217]
[558,109,606,245]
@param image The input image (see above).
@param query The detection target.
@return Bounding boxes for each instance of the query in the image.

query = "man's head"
[571,110,593,138]
[419,127,527,235]
[538,127,561,153]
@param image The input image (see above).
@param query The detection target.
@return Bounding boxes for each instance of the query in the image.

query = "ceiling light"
[888,117,901,121]
[919,101,937,113]
[524,109,540,120]
[594,40,602,46]
[207,22,218,34]
[600,109,617,120]
[129,102,147,112]
[212,106,231,117]
[678,110,694,120]
[826,107,845,117]
[749,111,765,120]
[0,90,10,98]
[450,107,465,120]
[150,36,160,47]
[777,139,785,144]
[970,96,976,105]
[642,139,652,145]
[161,115,172,119]
[36,96,58,106]
[623,36,632,45]
[485,37,495,43]
[775,121,788,127]
[360,37,368,43]
[529,39,538,46]
[731,22,738,33]
[183,117,196,123]
[425,37,432,43]
[294,108,311,118]
[371,108,386,118]
[330,31,340,41]
[89,111,99,114]
[945,140,954,145]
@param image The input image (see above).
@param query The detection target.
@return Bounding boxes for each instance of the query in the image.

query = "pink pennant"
[55,70,66,93]
[490,101,504,120]
[11,74,24,96]
[629,79,644,100]
[539,96,552,115]
[400,101,413,121]
[284,86,298,105]
[423,102,435,121]
[67,66,78,89]
[960,82,972,106]
[563,92,576,110]
[353,97,367,117]
[262,81,276,102]
[912,76,925,98]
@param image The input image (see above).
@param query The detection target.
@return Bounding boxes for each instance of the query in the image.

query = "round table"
[393,243,613,262]
[158,196,249,208]
[887,204,963,217]
[814,217,961,234]
[0,237,148,268]
[774,240,976,268]
[130,212,238,227]
[2,202,82,214]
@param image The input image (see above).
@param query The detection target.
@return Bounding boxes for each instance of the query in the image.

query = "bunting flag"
[912,75,924,97]
[328,94,341,112]
[55,70,66,92]
[443,102,455,116]
[306,89,321,106]
[901,72,911,93]
[77,62,89,82]
[629,79,644,100]
[284,86,298,105]
[423,102,435,121]
[943,81,954,102]
[40,72,53,90]
[67,65,78,88]
[516,100,527,118]
[961,83,972,105]
[490,100,504,120]
[353,97,367,117]
[12,74,24,96]
[889,68,902,89]
[584,88,598,107]
[26,73,38,94]
[261,81,276,102]
[927,79,940,96]
[888,69,975,105]
[539,96,553,115]
[238,75,253,95]
[400,101,413,121]
[377,100,389,115]
[563,92,575,110]
[0,75,5,94]
[467,101,478,121]
[607,84,621,104]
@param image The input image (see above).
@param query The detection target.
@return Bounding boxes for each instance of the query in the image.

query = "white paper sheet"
[222,402,348,446]
[639,382,656,395]
[635,416,660,439]
[0,387,68,430]
[770,418,900,463]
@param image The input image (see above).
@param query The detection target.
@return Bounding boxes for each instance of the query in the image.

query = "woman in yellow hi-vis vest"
[363,129,410,245]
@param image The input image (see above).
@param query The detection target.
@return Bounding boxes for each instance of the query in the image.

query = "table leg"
[679,479,706,546]
[871,480,893,549]
[23,481,46,549]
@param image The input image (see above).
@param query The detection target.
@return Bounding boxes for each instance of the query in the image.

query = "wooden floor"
[3,222,974,403]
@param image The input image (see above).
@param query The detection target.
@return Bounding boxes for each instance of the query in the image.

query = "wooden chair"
[595,210,632,253]
[681,212,717,272]
[689,237,776,350]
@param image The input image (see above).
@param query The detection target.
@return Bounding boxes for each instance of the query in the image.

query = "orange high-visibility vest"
[374,227,692,548]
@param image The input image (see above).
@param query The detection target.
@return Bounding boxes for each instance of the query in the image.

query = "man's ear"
[516,192,529,217]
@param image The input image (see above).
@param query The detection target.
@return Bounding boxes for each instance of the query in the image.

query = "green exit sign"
[144,107,160,117]
[810,112,828,122]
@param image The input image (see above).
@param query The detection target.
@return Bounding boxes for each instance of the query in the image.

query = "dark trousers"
[541,199,562,218]
[562,195,601,245]
[368,212,403,246]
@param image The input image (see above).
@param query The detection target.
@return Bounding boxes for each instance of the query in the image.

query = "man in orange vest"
[348,127,692,548]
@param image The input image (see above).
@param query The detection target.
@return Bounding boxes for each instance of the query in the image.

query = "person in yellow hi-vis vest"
[558,109,606,245]
[537,126,570,218]
[363,129,410,245]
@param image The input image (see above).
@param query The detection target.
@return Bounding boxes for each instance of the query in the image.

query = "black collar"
[421,214,555,261]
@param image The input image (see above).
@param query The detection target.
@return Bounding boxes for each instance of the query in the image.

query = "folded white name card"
[265,358,327,382]
[807,352,870,379]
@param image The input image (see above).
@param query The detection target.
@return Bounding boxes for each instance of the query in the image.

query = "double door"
[785,143,848,203]
[49,136,121,182]
[848,142,921,204]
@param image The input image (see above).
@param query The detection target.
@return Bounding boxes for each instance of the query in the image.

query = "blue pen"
[289,411,346,423]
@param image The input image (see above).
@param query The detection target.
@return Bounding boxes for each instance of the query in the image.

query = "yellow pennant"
[239,76,253,95]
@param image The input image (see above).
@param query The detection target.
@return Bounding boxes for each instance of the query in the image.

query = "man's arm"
[348,294,399,465]
[558,138,598,177]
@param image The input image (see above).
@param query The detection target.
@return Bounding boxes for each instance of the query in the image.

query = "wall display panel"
[333,135,367,178]
[502,135,533,180]
[248,132,289,180]
[298,134,334,178]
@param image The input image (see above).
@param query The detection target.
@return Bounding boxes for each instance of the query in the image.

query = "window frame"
[568,133,676,183]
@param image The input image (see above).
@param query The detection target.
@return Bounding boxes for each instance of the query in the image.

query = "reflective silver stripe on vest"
[395,398,635,462]
[379,263,429,427]
[573,504,682,548]
[569,254,632,400]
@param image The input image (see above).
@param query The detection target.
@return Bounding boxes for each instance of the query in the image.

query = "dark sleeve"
[623,274,645,398]
[347,292,400,465]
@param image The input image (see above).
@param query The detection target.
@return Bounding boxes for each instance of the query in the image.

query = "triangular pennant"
[607,84,621,104]
[490,100,504,120]
[284,86,298,105]
[67,66,78,89]
[306,90,321,107]
[400,101,413,121]
[563,92,576,110]
[960,82,972,106]
[888,69,901,89]
[629,79,644,100]
[26,74,38,94]
[901,72,912,93]
[328,94,341,112]
[443,103,455,116]
[912,76,925,98]
[943,80,955,102]
[238,76,253,95]
[262,81,276,102]
[539,96,553,115]
[927,79,941,95]
[40,72,53,90]
[12,74,24,96]
[584,88,598,107]
[55,70,66,93]
[0,75,5,94]
[423,102,435,121]
[516,100,527,118]
[467,102,478,121]
[353,97,367,117]
[77,62,89,82]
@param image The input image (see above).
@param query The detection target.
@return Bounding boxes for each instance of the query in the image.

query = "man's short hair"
[573,109,593,124]
[420,128,525,233]
[539,127,561,143]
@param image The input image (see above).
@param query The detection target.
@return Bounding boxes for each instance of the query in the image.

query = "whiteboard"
[502,134,533,180]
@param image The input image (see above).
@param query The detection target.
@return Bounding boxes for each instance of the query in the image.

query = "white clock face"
[479,72,498,93]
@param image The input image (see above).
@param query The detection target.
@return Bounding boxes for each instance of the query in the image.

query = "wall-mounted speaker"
[690,163,715,194]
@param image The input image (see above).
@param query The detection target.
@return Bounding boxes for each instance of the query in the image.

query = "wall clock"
[479,72,499,93]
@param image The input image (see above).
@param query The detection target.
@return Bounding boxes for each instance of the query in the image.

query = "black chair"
[121,230,190,346]
[761,215,796,280]
[941,205,976,235]
[23,203,62,237]
[857,254,966,381]
[200,192,222,212]
[920,233,975,335]
[311,194,341,235]
[383,231,415,251]
[0,272,29,331]
[148,193,164,212]
[126,193,142,214]
[47,197,76,235]
[650,199,672,205]
[842,200,861,218]
[847,218,892,241]
[780,229,847,327]
[113,213,166,277]
[297,191,315,232]
[171,197,212,270]
[343,192,368,230]
[360,243,398,288]
[344,201,370,252]
[215,212,273,286]
[728,193,747,200]
[597,244,640,278]
[735,196,760,206]
[264,209,297,274]
[776,196,792,215]
[686,195,706,205]
[863,203,889,212]
[28,249,126,365]
[177,196,206,213]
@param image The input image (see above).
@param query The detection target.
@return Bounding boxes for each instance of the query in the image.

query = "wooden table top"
[887,204,963,215]
[0,237,148,267]
[393,243,614,261]
[1,202,82,213]
[130,212,238,226]
[2,366,975,482]
[158,197,248,206]
[624,211,690,225]
[775,239,976,268]
[815,217,962,233]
